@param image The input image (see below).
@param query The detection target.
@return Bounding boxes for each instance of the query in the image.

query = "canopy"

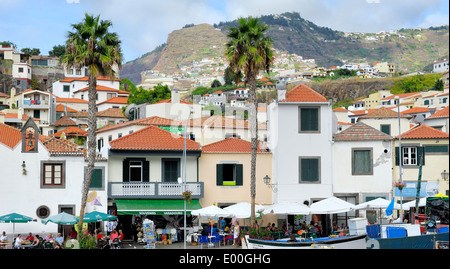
[309,197,355,214]
[402,198,427,210]
[355,198,402,210]
[41,212,77,225]
[115,199,201,215]
[223,202,265,219]
[191,205,233,218]
[78,211,117,223]
[263,201,310,215]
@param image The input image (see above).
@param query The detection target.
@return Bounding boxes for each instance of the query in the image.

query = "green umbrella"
[0,213,34,238]
[42,212,77,225]
[77,211,117,223]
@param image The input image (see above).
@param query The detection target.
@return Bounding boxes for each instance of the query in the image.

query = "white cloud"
[66,0,80,3]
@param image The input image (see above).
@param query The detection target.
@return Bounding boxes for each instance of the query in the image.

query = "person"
[14,234,24,249]
[0,231,7,242]
[315,223,322,237]
[69,228,77,239]
[110,230,118,241]
[45,233,54,242]
[29,236,40,249]
[219,217,226,230]
[332,221,338,232]
[118,230,124,247]
[55,233,64,245]
[96,231,104,242]
[271,223,276,232]
[26,232,34,242]
[233,221,240,246]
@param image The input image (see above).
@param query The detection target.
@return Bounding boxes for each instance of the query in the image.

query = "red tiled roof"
[56,97,88,103]
[400,107,429,115]
[359,107,410,119]
[96,107,126,118]
[59,76,120,83]
[427,106,449,119]
[109,125,201,151]
[42,137,85,155]
[395,124,449,139]
[56,104,78,113]
[202,137,265,153]
[97,116,182,134]
[53,126,87,137]
[334,122,392,141]
[333,107,348,112]
[74,85,121,93]
[0,123,22,148]
[184,115,266,130]
[97,97,128,105]
[381,92,421,100]
[153,98,193,105]
[280,83,327,103]
[52,116,77,126]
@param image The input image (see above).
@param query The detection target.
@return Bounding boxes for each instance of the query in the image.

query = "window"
[129,161,143,182]
[162,158,180,183]
[122,158,149,182]
[19,67,24,73]
[41,161,65,188]
[216,163,243,186]
[97,138,104,152]
[299,107,320,132]
[380,124,390,135]
[108,135,112,142]
[424,145,448,154]
[352,148,373,175]
[395,146,425,166]
[85,167,105,189]
[63,85,70,92]
[299,157,320,183]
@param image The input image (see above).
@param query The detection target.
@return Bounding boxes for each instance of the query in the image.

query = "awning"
[115,199,201,215]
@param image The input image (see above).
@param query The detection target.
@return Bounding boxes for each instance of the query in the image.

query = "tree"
[211,79,222,88]
[49,45,66,58]
[21,48,40,55]
[62,13,122,241]
[225,17,273,224]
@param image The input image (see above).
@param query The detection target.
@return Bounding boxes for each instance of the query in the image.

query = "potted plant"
[181,190,192,204]
[393,181,406,190]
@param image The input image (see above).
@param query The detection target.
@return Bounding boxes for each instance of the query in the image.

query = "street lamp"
[263,175,277,193]
[441,170,449,181]
[183,107,193,249]
[395,96,404,221]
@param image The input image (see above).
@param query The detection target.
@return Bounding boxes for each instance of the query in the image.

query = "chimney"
[171,88,180,104]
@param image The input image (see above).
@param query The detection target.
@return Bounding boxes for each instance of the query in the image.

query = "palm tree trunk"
[248,71,258,225]
[77,75,97,241]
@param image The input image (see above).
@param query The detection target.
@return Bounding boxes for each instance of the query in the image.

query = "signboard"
[137,211,187,215]
[395,182,439,197]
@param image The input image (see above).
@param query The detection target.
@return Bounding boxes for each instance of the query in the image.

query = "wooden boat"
[245,233,367,249]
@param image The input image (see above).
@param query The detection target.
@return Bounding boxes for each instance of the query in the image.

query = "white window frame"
[402,147,417,165]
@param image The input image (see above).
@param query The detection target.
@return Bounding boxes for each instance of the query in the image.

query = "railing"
[108,182,204,199]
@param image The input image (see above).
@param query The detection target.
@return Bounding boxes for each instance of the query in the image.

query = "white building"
[52,76,121,99]
[268,83,336,206]
[433,59,449,73]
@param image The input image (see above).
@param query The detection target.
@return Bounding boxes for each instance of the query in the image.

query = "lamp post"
[441,170,449,181]
[395,96,404,221]
[263,175,277,193]
[183,108,193,249]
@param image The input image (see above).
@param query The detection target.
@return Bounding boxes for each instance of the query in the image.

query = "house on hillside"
[358,107,411,137]
[423,106,449,133]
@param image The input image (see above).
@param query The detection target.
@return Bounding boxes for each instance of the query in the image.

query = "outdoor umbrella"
[77,211,117,223]
[0,213,34,238]
[309,197,355,214]
[192,205,234,238]
[355,198,401,224]
[223,202,265,219]
[263,201,310,234]
[402,197,427,210]
[41,212,77,239]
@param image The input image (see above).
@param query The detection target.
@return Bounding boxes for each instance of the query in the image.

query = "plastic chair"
[198,235,208,249]
[211,234,221,247]
[111,238,119,249]
[44,241,54,249]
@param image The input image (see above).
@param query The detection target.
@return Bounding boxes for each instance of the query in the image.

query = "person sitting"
[270,223,277,232]
[45,233,54,242]
[96,231,105,242]
[287,234,297,242]
[26,232,34,242]
[69,228,77,239]
[29,236,40,249]
[55,233,64,245]
[14,234,24,249]
[0,231,8,242]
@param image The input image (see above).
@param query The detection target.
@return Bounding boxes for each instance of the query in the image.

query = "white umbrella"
[355,198,402,210]
[191,205,233,218]
[309,197,355,214]
[223,202,265,219]
[263,201,310,215]
[402,197,427,210]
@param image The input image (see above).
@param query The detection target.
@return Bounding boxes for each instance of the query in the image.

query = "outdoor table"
[20,244,33,249]
[0,242,10,249]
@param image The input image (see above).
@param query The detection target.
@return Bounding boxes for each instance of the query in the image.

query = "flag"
[385,198,395,216]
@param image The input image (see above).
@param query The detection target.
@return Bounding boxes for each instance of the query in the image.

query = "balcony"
[108,182,204,199]
[22,99,50,109]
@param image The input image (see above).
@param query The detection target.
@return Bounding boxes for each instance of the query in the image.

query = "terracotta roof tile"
[53,126,87,137]
[56,104,78,113]
[334,122,393,141]
[0,123,22,148]
[359,107,410,119]
[202,137,265,153]
[56,97,88,104]
[52,116,77,126]
[333,107,348,112]
[42,137,85,155]
[381,92,421,100]
[401,107,429,115]
[97,116,182,134]
[96,108,126,118]
[395,123,449,139]
[97,97,128,105]
[74,85,121,93]
[109,125,201,151]
[280,83,327,103]
[153,98,193,105]
[59,76,120,83]
[427,106,449,119]
[185,115,266,130]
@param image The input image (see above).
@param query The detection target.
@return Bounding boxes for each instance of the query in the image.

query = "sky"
[1,0,448,63]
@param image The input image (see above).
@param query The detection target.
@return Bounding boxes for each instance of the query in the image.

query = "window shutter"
[143,160,150,182]
[123,159,130,182]
[235,164,243,186]
[90,169,102,188]
[417,146,425,166]
[216,164,223,186]
[395,147,399,166]
[301,158,319,182]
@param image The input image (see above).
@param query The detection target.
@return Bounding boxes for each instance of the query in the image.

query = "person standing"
[233,221,240,246]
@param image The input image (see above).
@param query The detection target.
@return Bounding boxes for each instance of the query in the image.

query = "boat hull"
[366,232,449,249]
[245,234,367,249]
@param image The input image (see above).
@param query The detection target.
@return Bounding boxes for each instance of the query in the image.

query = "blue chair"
[211,234,222,247]
[198,235,208,249]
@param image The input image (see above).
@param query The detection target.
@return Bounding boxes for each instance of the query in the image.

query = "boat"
[245,233,367,249]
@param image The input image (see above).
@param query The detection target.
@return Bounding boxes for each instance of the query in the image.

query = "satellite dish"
[415,114,425,124]
[124,103,136,119]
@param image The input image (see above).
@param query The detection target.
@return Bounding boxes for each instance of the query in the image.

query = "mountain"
[120,12,449,85]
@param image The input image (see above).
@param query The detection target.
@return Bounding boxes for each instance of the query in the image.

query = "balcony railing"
[108,182,204,199]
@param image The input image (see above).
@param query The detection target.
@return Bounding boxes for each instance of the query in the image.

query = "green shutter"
[123,159,130,182]
[301,158,319,182]
[235,164,243,186]
[353,150,371,174]
[90,169,102,188]
[300,108,319,131]
[216,164,223,186]
[395,147,399,166]
[417,146,425,166]
[143,160,150,182]
[381,125,391,135]
[424,145,448,153]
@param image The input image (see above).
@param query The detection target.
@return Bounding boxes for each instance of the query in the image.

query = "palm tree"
[62,13,122,240]
[225,17,273,223]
